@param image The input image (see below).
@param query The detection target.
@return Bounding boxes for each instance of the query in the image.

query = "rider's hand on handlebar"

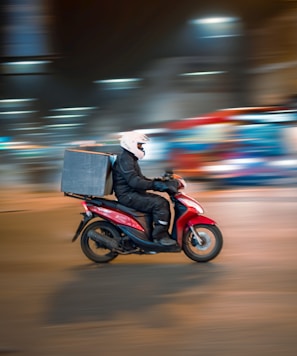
[165,179,179,194]
[152,180,169,192]
[152,179,179,194]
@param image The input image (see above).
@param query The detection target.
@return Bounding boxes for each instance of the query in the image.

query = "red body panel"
[89,205,145,231]
[82,191,216,246]
[187,215,216,227]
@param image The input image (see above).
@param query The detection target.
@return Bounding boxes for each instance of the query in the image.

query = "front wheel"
[80,221,119,263]
[182,224,223,262]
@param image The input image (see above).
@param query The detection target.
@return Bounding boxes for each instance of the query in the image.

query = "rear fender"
[72,213,93,242]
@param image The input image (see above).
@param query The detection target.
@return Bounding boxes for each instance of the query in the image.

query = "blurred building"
[248,4,297,104]
[1,2,297,188]
[94,8,297,129]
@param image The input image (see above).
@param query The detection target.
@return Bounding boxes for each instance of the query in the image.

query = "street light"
[189,16,242,39]
[190,17,239,25]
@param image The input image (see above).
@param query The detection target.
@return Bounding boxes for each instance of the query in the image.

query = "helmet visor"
[137,142,145,153]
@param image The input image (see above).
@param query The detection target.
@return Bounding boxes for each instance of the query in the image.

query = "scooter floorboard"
[147,242,181,253]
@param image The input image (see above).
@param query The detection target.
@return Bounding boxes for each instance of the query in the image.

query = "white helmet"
[120,131,149,159]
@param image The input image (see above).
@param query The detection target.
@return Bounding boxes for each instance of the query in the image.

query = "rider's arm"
[118,155,154,191]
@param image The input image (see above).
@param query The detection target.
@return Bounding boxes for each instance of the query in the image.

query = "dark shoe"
[154,237,177,246]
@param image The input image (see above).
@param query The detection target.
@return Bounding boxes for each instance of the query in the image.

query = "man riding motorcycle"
[112,131,178,246]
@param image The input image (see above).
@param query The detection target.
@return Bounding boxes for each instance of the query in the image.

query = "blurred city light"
[2,60,52,74]
[190,17,239,25]
[0,110,37,115]
[189,15,243,40]
[44,115,88,119]
[43,123,84,128]
[94,78,143,90]
[1,1,297,189]
[51,107,97,112]
[0,98,37,104]
[180,71,227,77]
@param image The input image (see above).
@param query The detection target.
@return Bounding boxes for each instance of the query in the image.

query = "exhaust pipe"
[87,230,119,250]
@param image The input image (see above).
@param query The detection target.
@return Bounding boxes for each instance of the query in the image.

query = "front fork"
[186,215,216,247]
[72,212,93,242]
[190,225,204,246]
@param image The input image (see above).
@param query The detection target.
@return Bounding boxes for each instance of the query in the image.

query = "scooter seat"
[115,202,150,218]
[91,197,149,218]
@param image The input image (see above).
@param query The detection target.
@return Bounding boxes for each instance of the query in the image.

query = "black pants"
[118,192,171,239]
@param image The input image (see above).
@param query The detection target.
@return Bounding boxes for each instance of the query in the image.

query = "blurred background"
[1,0,297,190]
[1,3,297,355]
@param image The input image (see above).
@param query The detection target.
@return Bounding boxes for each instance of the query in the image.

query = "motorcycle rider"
[112,131,178,246]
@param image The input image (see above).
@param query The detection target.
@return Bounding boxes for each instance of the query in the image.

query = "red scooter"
[67,173,223,263]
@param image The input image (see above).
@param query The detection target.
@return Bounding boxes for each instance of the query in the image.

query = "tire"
[80,221,119,263]
[182,224,223,262]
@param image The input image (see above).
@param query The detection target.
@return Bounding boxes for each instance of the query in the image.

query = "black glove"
[152,179,179,194]
[165,179,179,194]
[152,180,169,192]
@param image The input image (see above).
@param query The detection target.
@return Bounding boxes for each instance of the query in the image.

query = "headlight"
[179,196,204,214]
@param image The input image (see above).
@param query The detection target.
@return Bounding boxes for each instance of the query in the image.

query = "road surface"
[0,185,297,355]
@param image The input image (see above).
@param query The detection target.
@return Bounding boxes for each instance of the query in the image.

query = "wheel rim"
[191,231,211,251]
[187,226,216,257]
[88,236,113,257]
[87,226,115,256]
[81,222,118,262]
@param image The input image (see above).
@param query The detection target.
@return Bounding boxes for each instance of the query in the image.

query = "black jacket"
[112,149,154,201]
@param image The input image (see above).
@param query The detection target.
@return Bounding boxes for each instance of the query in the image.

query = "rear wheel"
[80,221,119,263]
[182,224,223,262]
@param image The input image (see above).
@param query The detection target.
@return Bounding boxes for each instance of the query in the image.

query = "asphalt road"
[0,185,297,356]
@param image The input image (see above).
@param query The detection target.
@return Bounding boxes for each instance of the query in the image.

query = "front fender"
[187,215,216,228]
[176,215,217,245]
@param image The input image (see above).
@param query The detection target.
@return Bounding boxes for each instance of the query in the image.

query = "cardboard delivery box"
[61,148,116,196]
